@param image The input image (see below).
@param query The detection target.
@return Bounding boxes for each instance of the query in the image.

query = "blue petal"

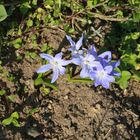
[106,75,115,82]
[51,68,59,83]
[89,45,97,57]
[68,48,73,51]
[94,78,101,87]
[40,53,53,61]
[71,58,81,65]
[111,70,121,77]
[104,66,113,74]
[97,57,107,67]
[55,52,63,59]
[36,64,51,73]
[59,66,66,75]
[111,60,120,68]
[76,34,83,50]
[80,66,89,78]
[91,61,101,68]
[61,60,72,66]
[66,35,76,47]
[102,80,110,89]
[89,71,96,80]
[90,44,96,52]
[98,51,111,62]
[95,63,104,71]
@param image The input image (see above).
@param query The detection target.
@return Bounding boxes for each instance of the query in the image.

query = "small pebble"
[48,104,52,110]
[64,95,68,100]
[27,128,41,138]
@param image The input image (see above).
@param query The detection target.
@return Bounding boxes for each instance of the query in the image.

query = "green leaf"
[41,44,48,52]
[42,78,58,90]
[40,87,50,95]
[69,77,93,83]
[32,0,38,6]
[8,95,18,103]
[12,119,20,127]
[133,10,140,22]
[27,19,33,27]
[0,5,8,22]
[30,52,37,59]
[117,71,131,89]
[26,108,39,116]
[131,70,140,82]
[87,0,93,8]
[34,77,58,90]
[0,89,6,96]
[93,0,98,6]
[20,2,31,15]
[34,77,43,85]
[121,54,137,69]
[11,112,19,119]
[131,32,140,40]
[2,117,13,126]
[11,38,22,49]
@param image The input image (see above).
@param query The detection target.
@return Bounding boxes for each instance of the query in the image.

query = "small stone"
[64,88,70,94]
[27,128,41,138]
[95,104,101,110]
[49,100,53,104]
[48,104,52,110]
[64,95,68,100]
[61,48,66,52]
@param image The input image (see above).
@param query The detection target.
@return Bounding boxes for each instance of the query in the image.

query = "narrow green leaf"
[69,78,93,83]
[43,78,58,90]
[35,78,58,90]
[34,77,44,86]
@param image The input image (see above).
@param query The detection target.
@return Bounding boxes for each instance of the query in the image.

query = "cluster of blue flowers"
[37,34,121,89]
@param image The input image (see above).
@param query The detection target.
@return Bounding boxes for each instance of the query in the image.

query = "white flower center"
[97,70,106,80]
[83,55,94,66]
[74,50,78,54]
[50,60,58,69]
[73,50,83,55]
[84,59,90,65]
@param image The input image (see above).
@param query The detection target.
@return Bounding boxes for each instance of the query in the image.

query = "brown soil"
[0,77,140,140]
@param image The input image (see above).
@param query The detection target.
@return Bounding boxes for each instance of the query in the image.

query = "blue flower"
[88,45,112,62]
[109,60,121,77]
[66,34,84,58]
[80,53,100,78]
[70,49,100,78]
[90,64,115,89]
[88,45,121,77]
[36,53,71,83]
[97,54,121,77]
[87,45,98,58]
[98,51,112,63]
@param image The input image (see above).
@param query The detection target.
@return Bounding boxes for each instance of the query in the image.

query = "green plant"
[0,5,8,22]
[2,112,20,127]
